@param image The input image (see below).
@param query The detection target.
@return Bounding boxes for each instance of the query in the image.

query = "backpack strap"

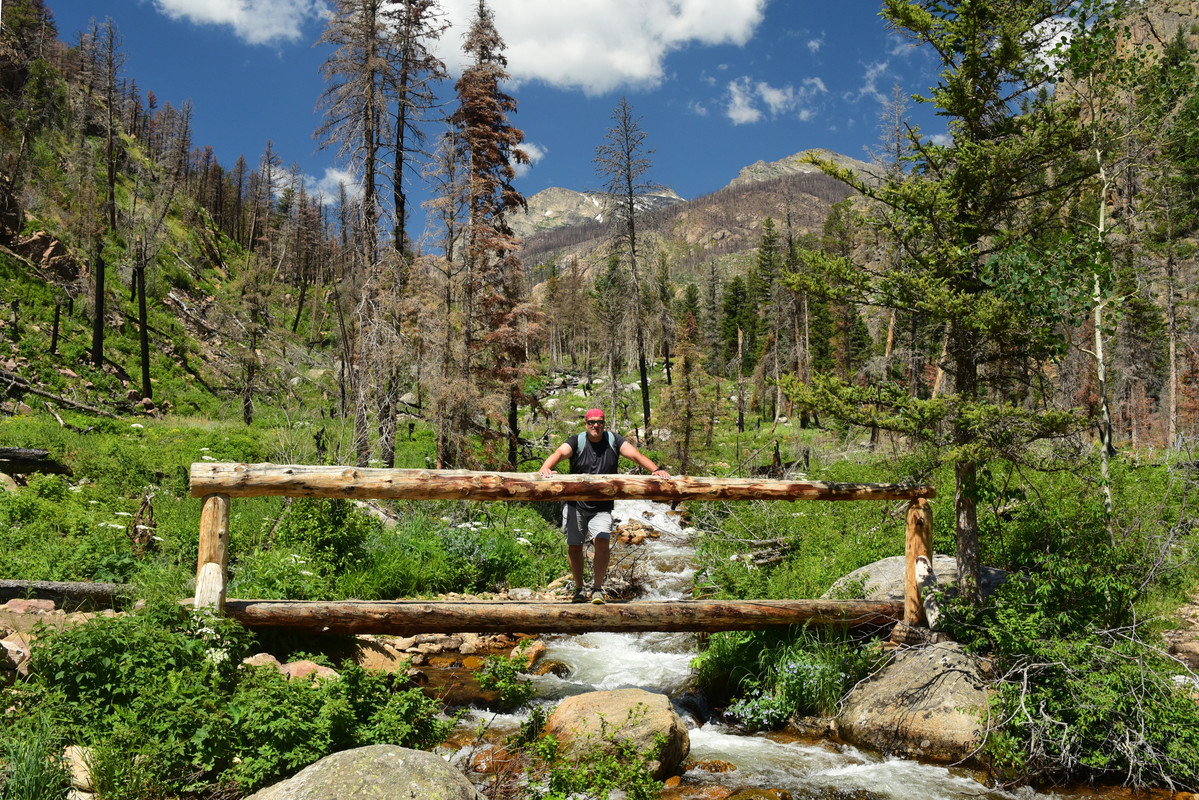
[575,430,616,453]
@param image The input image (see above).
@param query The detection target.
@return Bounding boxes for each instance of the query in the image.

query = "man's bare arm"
[619,441,670,478]
[537,442,575,477]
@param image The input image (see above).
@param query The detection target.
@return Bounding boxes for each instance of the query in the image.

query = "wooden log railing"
[220,599,904,636]
[189,463,935,635]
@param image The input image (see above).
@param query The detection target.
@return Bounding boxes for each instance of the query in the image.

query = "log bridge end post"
[194,493,231,612]
[903,497,932,627]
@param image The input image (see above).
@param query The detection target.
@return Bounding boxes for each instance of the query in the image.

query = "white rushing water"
[463,499,1074,800]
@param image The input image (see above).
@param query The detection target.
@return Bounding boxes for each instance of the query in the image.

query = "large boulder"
[544,688,689,780]
[245,745,484,800]
[836,642,992,766]
[824,554,1007,605]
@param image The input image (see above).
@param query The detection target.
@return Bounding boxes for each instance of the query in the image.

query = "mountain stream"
[449,499,1120,800]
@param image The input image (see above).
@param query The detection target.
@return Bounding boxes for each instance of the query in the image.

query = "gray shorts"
[562,505,613,546]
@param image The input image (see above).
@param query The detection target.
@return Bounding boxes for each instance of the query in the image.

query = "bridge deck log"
[190,462,935,503]
[214,598,903,636]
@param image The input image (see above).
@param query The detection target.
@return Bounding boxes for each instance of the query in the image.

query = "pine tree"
[793,0,1102,603]
[449,0,532,469]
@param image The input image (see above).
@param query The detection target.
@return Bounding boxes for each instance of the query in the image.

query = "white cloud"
[756,82,795,116]
[725,75,827,124]
[848,61,890,104]
[155,0,766,93]
[725,77,762,125]
[688,99,709,116]
[308,166,361,205]
[1031,15,1076,70]
[514,142,546,178]
[807,36,824,54]
[929,133,951,147]
[437,0,767,95]
[151,0,326,45]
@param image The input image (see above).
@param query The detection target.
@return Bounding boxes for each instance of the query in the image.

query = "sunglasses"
[585,420,605,426]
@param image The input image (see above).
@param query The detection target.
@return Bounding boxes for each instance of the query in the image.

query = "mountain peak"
[726,148,878,190]
[511,187,685,240]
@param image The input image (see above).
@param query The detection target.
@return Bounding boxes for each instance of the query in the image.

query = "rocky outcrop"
[245,745,485,800]
[1122,0,1199,54]
[543,688,690,779]
[11,230,83,282]
[510,187,685,241]
[836,642,992,766]
[726,148,879,190]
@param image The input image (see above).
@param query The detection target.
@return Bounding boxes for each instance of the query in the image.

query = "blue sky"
[43,0,947,238]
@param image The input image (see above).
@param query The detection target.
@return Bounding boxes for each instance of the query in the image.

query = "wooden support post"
[194,493,230,611]
[903,497,933,626]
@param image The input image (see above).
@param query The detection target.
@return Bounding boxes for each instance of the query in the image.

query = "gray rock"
[544,688,689,779]
[824,554,1006,603]
[836,642,992,765]
[246,745,484,800]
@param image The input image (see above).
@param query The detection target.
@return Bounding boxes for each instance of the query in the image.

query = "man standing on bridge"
[537,408,670,604]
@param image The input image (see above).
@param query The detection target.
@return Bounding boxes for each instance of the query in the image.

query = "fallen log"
[0,368,123,420]
[189,463,935,503]
[0,447,70,475]
[213,598,903,635]
[0,579,134,609]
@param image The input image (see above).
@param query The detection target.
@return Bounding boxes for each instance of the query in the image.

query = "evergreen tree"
[791,0,1102,603]
[450,0,531,468]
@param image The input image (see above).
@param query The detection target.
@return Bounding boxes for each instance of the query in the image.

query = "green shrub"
[693,628,883,730]
[275,498,377,573]
[11,604,456,797]
[983,634,1199,787]
[230,544,336,600]
[533,709,664,800]
[476,641,536,709]
[227,663,455,791]
[937,525,1199,788]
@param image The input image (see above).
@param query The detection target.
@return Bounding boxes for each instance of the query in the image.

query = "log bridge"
[189,463,935,637]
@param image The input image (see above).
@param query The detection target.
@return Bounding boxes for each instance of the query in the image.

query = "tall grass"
[0,709,70,800]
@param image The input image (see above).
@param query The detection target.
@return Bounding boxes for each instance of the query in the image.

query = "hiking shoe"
[590,587,606,605]
[572,587,588,603]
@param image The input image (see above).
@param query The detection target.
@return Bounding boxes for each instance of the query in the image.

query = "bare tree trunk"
[136,242,151,400]
[507,387,519,470]
[952,335,982,607]
[379,375,397,468]
[91,237,105,368]
[1167,248,1178,449]
[736,328,745,434]
[1093,271,1115,544]
[49,302,60,355]
[638,326,651,443]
